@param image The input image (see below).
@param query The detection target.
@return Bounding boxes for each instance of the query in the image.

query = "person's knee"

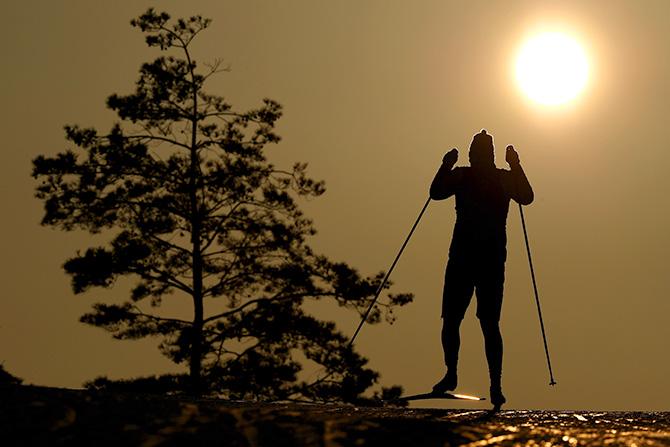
[444,315,463,325]
[479,318,501,335]
[442,315,464,332]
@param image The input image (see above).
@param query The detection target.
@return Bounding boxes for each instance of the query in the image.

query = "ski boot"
[490,385,506,411]
[432,370,457,394]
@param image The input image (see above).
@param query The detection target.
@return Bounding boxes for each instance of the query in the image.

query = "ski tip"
[451,393,486,401]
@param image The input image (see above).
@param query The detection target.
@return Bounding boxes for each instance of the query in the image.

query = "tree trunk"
[190,271,204,394]
[188,79,204,394]
[189,169,204,394]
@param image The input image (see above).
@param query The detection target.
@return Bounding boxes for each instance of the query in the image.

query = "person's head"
[469,129,495,168]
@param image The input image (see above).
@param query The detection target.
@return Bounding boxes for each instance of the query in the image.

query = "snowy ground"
[1,385,668,446]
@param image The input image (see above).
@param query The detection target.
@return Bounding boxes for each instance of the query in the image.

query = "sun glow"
[515,32,589,105]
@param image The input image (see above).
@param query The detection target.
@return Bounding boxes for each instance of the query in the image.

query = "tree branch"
[121,133,191,150]
[131,305,191,325]
[127,266,194,295]
[203,292,332,323]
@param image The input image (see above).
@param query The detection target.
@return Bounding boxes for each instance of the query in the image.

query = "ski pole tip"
[550,380,557,386]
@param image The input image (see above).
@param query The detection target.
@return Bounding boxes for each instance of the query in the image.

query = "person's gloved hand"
[505,145,520,167]
[442,148,458,167]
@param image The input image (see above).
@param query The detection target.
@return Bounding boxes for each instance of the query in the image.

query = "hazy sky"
[2,0,669,411]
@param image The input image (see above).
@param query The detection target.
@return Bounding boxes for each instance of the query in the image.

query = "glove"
[505,145,520,167]
[442,148,458,167]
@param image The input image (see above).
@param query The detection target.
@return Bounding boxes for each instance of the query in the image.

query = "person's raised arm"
[430,148,462,200]
[504,145,534,205]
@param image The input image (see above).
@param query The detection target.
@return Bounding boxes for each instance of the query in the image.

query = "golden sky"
[2,0,669,410]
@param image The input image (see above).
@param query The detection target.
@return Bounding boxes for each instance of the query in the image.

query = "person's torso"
[451,167,510,254]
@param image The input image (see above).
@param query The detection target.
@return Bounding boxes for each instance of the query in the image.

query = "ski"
[393,391,485,402]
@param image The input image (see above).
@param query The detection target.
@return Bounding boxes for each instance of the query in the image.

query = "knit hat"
[469,129,495,166]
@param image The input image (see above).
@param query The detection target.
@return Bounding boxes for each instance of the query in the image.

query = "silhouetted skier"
[429,129,533,409]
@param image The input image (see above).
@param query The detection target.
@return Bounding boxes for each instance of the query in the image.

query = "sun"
[515,32,589,106]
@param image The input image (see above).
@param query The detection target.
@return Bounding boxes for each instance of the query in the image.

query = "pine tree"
[32,9,412,400]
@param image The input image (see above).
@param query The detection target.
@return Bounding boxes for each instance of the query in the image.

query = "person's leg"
[475,255,506,407]
[441,314,462,374]
[433,314,463,392]
[479,317,505,406]
[435,257,473,393]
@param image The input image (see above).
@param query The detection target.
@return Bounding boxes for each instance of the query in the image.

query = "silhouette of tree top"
[32,8,412,401]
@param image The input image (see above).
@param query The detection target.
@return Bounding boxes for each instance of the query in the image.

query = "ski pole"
[519,204,557,386]
[298,196,432,395]
[348,196,432,347]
